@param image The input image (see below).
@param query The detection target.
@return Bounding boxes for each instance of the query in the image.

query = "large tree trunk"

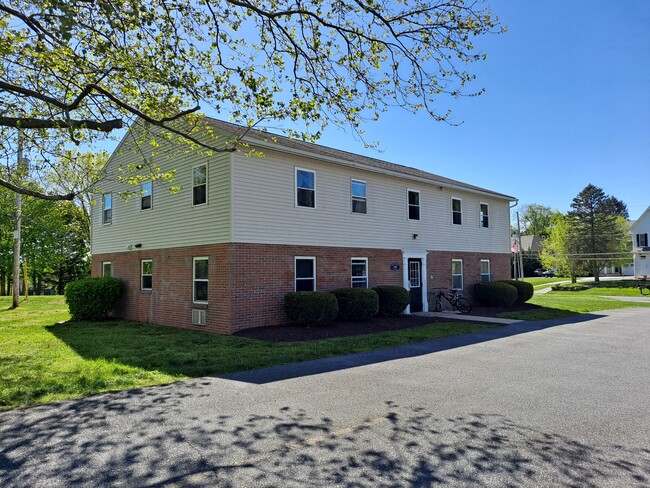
[593,262,600,283]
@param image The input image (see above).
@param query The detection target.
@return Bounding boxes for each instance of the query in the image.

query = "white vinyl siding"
[91,126,231,254]
[452,259,463,290]
[231,148,511,254]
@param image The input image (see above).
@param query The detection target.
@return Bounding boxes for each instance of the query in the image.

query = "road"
[1,308,649,487]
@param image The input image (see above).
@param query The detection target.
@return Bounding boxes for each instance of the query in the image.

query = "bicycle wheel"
[434,296,443,312]
[455,297,472,314]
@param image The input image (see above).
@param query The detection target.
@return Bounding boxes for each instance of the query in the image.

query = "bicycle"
[431,288,472,314]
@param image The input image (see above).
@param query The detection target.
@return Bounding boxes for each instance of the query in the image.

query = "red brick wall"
[426,251,511,308]
[93,244,510,334]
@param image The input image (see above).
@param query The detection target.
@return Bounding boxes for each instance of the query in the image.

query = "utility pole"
[12,134,27,308]
[516,211,524,280]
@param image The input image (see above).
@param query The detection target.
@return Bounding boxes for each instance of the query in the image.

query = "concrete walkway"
[414,311,522,325]
[598,295,650,303]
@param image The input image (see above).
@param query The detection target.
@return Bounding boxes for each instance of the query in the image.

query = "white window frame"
[480,202,489,228]
[141,259,153,290]
[141,181,153,210]
[102,262,112,277]
[480,259,491,282]
[351,179,367,214]
[295,167,316,209]
[193,257,209,303]
[351,257,369,288]
[451,197,462,226]
[192,163,208,206]
[295,256,316,291]
[102,193,112,225]
[407,189,421,221]
[637,233,648,248]
[452,259,464,290]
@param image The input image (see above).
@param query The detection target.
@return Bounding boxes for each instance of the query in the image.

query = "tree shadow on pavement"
[1,386,648,487]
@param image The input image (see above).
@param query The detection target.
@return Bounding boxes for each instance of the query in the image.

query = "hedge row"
[64,277,123,321]
[285,285,409,326]
[473,280,534,307]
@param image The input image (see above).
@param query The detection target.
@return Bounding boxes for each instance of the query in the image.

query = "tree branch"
[0,178,75,201]
[0,116,122,132]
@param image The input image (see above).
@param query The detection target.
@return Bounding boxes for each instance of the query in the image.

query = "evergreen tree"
[567,184,628,282]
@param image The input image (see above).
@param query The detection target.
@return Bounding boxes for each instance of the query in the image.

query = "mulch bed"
[235,303,542,342]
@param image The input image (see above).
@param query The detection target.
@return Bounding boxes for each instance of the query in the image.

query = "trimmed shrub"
[331,288,379,321]
[373,285,410,317]
[474,282,517,307]
[498,280,534,304]
[551,284,590,291]
[285,291,339,327]
[64,277,122,321]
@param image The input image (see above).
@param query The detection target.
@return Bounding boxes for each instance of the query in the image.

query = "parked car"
[541,269,556,278]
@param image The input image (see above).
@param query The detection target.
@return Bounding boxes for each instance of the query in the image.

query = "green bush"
[474,282,518,307]
[285,292,339,327]
[551,284,590,291]
[372,285,410,317]
[64,277,122,321]
[498,280,534,304]
[331,288,379,321]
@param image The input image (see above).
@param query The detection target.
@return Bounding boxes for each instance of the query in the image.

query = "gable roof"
[631,206,650,232]
[206,117,516,201]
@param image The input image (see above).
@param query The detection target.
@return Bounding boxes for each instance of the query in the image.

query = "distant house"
[92,118,516,334]
[631,207,650,278]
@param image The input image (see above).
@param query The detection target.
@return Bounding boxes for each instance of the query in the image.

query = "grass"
[570,279,649,297]
[499,292,650,320]
[524,277,568,287]
[0,296,494,411]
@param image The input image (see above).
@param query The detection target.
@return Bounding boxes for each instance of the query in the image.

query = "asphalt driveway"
[1,308,649,487]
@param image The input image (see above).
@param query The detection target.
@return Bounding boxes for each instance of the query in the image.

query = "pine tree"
[567,185,628,282]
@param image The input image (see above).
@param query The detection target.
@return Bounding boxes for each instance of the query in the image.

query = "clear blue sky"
[309,1,650,220]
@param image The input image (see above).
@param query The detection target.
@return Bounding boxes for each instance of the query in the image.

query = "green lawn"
[0,296,494,411]
[572,280,649,297]
[499,292,650,320]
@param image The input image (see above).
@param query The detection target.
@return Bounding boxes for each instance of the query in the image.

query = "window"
[351,179,367,214]
[452,198,462,225]
[408,190,420,220]
[295,257,316,291]
[409,261,421,288]
[637,233,648,247]
[295,168,315,208]
[102,262,112,277]
[141,260,153,290]
[141,181,152,210]
[452,259,463,290]
[480,203,489,228]
[192,164,207,206]
[193,257,209,303]
[480,259,490,282]
[102,193,112,224]
[351,258,368,288]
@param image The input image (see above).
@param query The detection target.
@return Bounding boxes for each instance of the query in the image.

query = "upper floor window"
[102,262,112,277]
[193,257,209,303]
[451,198,462,225]
[351,258,368,288]
[452,259,463,290]
[351,179,367,214]
[295,257,316,291]
[480,203,489,228]
[637,233,648,247]
[102,193,112,224]
[192,164,207,206]
[296,168,315,208]
[480,259,490,282]
[141,260,153,290]
[141,181,152,210]
[408,190,420,220]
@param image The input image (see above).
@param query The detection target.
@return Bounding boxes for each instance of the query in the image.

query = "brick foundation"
[92,244,510,334]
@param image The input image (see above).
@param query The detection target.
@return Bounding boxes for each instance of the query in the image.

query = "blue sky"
[308,1,650,220]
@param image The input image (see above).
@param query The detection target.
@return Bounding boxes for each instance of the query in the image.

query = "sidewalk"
[414,311,521,325]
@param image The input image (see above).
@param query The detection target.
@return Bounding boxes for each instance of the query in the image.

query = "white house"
[92,118,516,334]
[631,206,650,278]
